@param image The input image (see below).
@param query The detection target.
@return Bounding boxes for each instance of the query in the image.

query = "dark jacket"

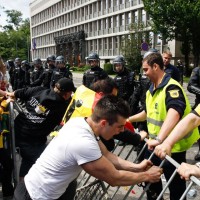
[164,63,180,82]
[83,66,108,88]
[14,86,69,144]
[187,67,200,108]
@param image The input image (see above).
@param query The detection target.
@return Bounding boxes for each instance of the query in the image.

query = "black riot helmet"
[55,55,65,64]
[15,57,21,66]
[55,55,65,68]
[47,55,56,63]
[7,59,14,66]
[21,60,29,66]
[15,57,21,63]
[87,52,100,68]
[21,60,30,71]
[143,48,159,59]
[33,58,42,65]
[113,55,125,72]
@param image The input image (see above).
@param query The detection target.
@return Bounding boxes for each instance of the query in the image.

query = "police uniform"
[114,68,135,101]
[51,68,73,88]
[82,66,108,88]
[145,74,199,200]
[164,63,181,82]
[31,67,55,88]
[30,67,44,84]
[187,66,200,160]
[12,65,26,90]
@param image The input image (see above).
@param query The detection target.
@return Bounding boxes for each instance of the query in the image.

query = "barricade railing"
[9,100,25,187]
[75,138,200,200]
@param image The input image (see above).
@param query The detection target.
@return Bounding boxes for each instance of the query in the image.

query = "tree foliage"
[120,22,145,73]
[143,0,200,75]
[0,9,30,62]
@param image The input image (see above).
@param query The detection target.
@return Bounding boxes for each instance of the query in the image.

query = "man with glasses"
[83,52,108,88]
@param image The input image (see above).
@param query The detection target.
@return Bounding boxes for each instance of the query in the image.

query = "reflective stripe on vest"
[146,78,199,153]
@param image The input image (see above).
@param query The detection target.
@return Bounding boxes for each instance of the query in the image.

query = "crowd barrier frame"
[75,139,200,200]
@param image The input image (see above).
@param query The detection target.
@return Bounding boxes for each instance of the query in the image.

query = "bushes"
[104,63,114,75]
[70,65,90,72]
[71,63,115,75]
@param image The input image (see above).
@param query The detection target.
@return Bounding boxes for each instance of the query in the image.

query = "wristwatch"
[155,136,163,144]
[195,162,200,168]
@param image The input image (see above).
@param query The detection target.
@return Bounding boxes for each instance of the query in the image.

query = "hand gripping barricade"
[74,137,200,200]
[51,85,200,200]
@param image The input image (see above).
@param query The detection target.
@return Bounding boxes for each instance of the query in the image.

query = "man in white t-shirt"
[13,95,163,200]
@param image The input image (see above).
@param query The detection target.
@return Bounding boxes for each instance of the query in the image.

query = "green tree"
[5,9,23,30]
[120,22,145,73]
[0,8,30,61]
[143,0,200,76]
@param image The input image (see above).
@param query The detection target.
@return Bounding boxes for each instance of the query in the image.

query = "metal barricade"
[75,139,200,200]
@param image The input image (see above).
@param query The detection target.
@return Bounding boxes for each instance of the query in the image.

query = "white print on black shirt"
[24,97,50,123]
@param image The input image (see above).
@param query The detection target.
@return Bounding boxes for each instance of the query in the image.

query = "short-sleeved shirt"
[25,117,102,200]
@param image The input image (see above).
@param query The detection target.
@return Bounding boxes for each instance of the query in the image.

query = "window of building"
[127,12,131,24]
[108,17,113,28]
[109,37,112,50]
[99,39,102,50]
[108,0,112,8]
[98,1,101,11]
[104,38,108,50]
[119,14,125,26]
[94,2,97,12]
[115,15,119,27]
[133,11,138,23]
[89,4,92,14]
[115,37,118,48]
[142,9,146,23]
[90,41,93,52]
[94,40,97,51]
[105,18,108,29]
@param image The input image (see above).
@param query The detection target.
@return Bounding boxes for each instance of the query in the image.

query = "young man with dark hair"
[13,95,162,200]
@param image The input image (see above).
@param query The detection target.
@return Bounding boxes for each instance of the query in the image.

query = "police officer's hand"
[154,143,172,160]
[147,139,160,151]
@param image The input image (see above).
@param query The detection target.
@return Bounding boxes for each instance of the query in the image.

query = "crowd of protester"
[0,50,199,200]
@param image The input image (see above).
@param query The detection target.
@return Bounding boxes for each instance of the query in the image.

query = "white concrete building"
[30,0,183,66]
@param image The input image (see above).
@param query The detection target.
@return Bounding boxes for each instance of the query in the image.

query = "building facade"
[30,0,183,66]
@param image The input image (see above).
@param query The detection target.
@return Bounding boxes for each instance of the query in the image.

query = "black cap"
[56,78,76,92]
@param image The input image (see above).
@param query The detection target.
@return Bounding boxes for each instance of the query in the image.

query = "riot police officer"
[21,60,31,88]
[82,52,108,88]
[113,55,135,101]
[50,55,73,88]
[187,67,200,161]
[30,58,44,85]
[12,58,26,90]
[7,60,15,86]
[31,55,56,89]
[177,59,184,85]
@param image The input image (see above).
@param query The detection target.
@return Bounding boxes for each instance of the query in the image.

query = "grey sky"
[0,0,31,27]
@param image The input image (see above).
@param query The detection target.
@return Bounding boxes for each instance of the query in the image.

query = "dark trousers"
[145,150,186,200]
[0,148,14,197]
[16,141,47,177]
[13,179,77,200]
